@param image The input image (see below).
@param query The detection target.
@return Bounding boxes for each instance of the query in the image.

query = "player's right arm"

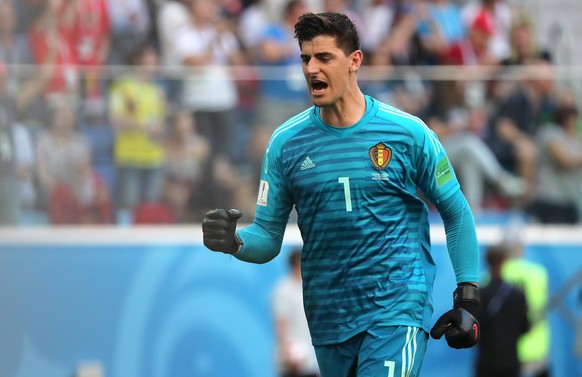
[202,122,296,263]
[236,217,287,263]
[201,208,286,264]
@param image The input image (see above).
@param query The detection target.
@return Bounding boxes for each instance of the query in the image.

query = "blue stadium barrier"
[0,225,580,377]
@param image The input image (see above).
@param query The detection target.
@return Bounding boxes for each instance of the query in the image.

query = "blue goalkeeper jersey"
[255,95,461,346]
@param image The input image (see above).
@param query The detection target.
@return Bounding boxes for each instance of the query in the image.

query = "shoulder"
[266,108,313,154]
[374,99,433,140]
[505,259,548,278]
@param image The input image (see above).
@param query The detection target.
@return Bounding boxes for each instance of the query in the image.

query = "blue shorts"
[314,325,428,377]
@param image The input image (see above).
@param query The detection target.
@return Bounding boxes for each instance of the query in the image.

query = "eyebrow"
[300,51,335,60]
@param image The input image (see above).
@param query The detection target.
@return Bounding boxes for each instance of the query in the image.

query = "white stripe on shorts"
[401,326,419,377]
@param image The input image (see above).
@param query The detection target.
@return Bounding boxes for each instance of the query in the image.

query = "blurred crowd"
[0,0,581,226]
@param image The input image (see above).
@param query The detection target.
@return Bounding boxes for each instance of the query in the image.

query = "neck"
[320,89,366,128]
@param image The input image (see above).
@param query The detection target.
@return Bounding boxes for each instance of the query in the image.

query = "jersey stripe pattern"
[256,96,460,346]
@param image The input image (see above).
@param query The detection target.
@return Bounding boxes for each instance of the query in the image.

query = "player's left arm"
[434,190,479,285]
[430,189,481,349]
[411,120,480,348]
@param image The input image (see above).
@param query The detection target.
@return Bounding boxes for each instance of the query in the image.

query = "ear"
[349,50,363,73]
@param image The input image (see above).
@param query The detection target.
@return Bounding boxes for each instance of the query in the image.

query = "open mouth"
[311,80,328,94]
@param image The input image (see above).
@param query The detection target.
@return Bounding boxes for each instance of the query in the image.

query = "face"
[175,113,193,136]
[300,35,361,108]
[192,0,218,24]
[135,47,158,76]
[469,28,490,53]
[52,105,75,133]
[512,26,533,56]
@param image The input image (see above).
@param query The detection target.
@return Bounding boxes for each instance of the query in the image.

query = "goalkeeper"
[203,12,480,377]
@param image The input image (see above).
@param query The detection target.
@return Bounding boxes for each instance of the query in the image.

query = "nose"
[305,58,320,74]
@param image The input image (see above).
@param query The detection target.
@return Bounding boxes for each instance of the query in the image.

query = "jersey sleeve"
[410,121,478,283]
[254,136,295,223]
[235,133,295,264]
[412,121,461,205]
[434,190,479,283]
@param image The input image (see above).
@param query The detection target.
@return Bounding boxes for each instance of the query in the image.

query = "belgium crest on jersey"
[369,142,392,170]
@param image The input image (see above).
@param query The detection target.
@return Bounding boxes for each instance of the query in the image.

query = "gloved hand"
[202,208,243,255]
[430,283,480,349]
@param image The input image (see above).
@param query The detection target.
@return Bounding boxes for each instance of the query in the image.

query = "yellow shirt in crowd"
[109,77,166,167]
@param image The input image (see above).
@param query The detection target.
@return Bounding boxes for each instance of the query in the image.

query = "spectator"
[441,9,499,66]
[365,1,414,65]
[265,0,322,23]
[157,0,192,67]
[12,0,29,33]
[26,0,79,105]
[254,0,310,129]
[322,0,362,31]
[0,0,48,127]
[461,0,513,62]
[529,99,582,224]
[487,58,557,202]
[161,110,210,223]
[440,8,500,115]
[0,0,33,95]
[425,80,525,214]
[79,96,116,201]
[108,42,167,214]
[499,230,552,377]
[0,57,36,223]
[36,102,112,224]
[238,0,270,55]
[414,0,466,64]
[0,59,18,225]
[59,0,110,98]
[13,121,36,211]
[156,0,192,105]
[272,248,320,377]
[359,0,395,59]
[501,9,551,67]
[475,244,530,377]
[176,0,245,161]
[106,0,152,65]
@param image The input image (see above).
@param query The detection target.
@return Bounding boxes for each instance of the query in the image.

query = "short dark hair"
[125,40,155,65]
[294,12,360,56]
[485,245,507,268]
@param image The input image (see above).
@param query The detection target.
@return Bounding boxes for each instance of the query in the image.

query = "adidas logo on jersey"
[300,156,316,171]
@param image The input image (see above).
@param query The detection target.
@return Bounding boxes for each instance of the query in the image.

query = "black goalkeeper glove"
[202,208,243,255]
[430,283,480,349]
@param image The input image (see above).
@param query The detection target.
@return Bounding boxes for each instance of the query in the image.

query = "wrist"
[453,283,480,318]
[231,231,243,255]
